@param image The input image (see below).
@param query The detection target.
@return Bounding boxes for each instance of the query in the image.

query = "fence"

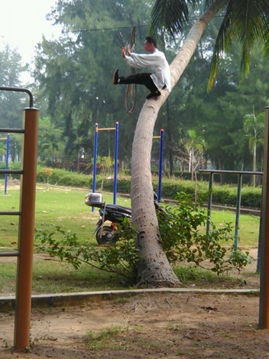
[199,169,263,250]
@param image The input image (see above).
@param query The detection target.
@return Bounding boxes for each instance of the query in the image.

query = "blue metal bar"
[234,173,242,249]
[157,129,164,202]
[206,172,214,235]
[113,122,119,205]
[4,135,10,195]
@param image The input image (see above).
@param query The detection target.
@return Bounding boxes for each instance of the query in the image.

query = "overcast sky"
[0,0,60,69]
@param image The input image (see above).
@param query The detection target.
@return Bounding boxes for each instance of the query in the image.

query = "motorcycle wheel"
[96,226,116,245]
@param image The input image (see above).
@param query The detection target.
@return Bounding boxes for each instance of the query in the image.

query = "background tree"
[243,111,264,186]
[34,0,154,168]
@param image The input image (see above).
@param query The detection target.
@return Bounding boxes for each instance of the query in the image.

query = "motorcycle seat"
[105,204,132,215]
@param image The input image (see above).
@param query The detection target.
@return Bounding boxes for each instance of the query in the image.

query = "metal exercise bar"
[0,251,19,257]
[113,122,119,205]
[205,172,214,235]
[0,169,23,175]
[0,128,25,133]
[199,169,263,245]
[234,173,242,249]
[97,127,116,131]
[0,87,38,350]
[0,211,21,215]
[157,129,164,202]
[259,106,269,329]
[0,87,33,108]
[14,108,39,350]
[92,122,119,206]
[200,169,263,176]
[4,135,10,194]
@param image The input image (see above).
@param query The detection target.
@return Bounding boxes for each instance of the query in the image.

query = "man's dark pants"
[119,73,159,94]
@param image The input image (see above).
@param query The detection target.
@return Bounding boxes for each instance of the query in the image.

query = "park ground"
[1,293,269,359]
[0,182,266,358]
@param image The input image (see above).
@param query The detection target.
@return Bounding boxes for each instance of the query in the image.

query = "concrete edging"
[0,287,259,311]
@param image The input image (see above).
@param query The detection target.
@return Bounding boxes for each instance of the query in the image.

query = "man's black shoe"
[146,91,161,100]
[112,69,119,84]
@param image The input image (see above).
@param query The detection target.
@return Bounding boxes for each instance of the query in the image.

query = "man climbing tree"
[113,36,171,100]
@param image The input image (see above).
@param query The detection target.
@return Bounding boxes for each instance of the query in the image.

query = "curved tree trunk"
[131,0,227,287]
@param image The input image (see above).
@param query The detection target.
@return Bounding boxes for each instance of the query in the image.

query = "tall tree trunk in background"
[131,0,227,287]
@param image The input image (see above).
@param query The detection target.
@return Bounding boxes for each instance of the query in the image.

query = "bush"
[36,193,250,283]
[158,193,250,275]
[36,222,139,283]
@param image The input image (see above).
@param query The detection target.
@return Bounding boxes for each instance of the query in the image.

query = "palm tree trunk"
[131,0,227,287]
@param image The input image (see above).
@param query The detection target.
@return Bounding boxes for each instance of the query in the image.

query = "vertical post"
[14,108,39,350]
[91,123,99,211]
[157,129,164,202]
[4,134,10,195]
[206,172,214,235]
[92,123,99,193]
[113,122,119,205]
[259,106,269,329]
[233,173,242,249]
[257,213,263,273]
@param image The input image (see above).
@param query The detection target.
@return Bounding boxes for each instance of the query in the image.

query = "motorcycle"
[85,192,159,245]
[85,192,132,245]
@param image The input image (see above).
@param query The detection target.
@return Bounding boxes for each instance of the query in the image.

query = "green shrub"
[36,193,250,283]
[36,222,139,283]
[158,193,249,275]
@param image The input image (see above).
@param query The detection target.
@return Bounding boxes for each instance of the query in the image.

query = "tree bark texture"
[131,0,227,287]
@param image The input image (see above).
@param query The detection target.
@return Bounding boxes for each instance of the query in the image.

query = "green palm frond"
[150,0,197,36]
[208,0,269,89]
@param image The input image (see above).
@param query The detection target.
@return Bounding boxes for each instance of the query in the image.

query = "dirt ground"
[1,293,269,359]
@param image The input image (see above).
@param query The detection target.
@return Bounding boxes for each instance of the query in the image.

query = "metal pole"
[92,123,99,193]
[234,173,242,250]
[113,122,119,205]
[4,134,10,195]
[157,129,164,202]
[259,106,269,329]
[91,123,99,211]
[14,108,39,350]
[257,213,263,273]
[206,172,214,235]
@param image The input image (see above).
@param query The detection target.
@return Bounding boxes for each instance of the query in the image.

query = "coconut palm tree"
[243,111,264,186]
[131,0,269,287]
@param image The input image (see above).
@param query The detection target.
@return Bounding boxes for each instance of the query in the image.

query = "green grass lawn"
[0,183,260,295]
[0,183,260,248]
[0,184,131,247]
[210,210,260,247]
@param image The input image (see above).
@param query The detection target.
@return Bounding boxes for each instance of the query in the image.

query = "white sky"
[0,0,60,82]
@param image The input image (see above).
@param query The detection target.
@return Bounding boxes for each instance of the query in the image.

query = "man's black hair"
[145,36,157,47]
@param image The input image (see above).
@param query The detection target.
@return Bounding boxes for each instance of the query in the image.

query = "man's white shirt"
[124,49,171,92]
